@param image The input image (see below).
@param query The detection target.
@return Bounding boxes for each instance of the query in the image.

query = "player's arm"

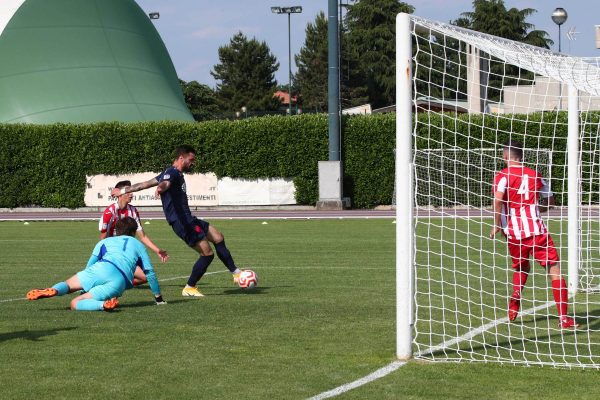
[99,231,108,240]
[85,241,104,268]
[136,244,166,304]
[155,180,171,198]
[136,230,169,262]
[490,190,505,239]
[538,177,554,213]
[110,178,159,197]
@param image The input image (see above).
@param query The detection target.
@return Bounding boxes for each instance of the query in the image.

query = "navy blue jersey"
[155,166,194,225]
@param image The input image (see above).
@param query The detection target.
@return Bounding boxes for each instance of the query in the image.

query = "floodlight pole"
[271,6,302,116]
[552,7,567,110]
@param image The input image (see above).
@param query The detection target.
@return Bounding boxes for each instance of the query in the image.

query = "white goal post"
[396,13,600,367]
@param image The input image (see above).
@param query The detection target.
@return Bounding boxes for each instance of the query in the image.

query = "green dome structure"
[0,0,194,123]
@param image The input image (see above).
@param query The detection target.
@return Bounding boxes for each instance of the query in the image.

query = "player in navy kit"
[111,145,243,297]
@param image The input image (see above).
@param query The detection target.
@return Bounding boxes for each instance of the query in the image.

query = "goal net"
[396,13,600,368]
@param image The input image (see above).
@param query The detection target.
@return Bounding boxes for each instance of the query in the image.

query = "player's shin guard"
[214,240,237,272]
[74,299,104,311]
[188,254,214,286]
[552,278,568,317]
[52,281,70,296]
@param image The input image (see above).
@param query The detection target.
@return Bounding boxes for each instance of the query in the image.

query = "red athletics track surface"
[1,207,585,221]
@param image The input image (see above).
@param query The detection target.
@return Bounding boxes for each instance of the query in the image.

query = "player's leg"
[26,273,82,300]
[533,233,578,329]
[206,223,242,282]
[71,271,124,311]
[507,238,531,321]
[132,266,148,286]
[171,219,215,297]
[181,239,213,297]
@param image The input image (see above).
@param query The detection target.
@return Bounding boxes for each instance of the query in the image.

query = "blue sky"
[135,0,599,88]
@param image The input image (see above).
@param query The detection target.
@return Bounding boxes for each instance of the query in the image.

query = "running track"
[0,207,589,221]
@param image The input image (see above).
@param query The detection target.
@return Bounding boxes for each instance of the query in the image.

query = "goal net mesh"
[408,15,600,368]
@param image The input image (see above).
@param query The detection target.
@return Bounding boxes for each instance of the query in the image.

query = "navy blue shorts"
[171,217,210,247]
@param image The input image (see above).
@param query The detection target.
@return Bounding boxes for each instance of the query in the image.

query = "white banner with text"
[85,173,295,207]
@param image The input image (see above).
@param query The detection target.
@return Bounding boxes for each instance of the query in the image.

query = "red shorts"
[507,233,559,269]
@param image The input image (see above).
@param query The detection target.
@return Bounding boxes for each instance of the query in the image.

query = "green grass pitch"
[0,219,599,399]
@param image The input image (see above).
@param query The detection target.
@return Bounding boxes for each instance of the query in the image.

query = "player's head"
[115,216,137,237]
[173,145,196,172]
[503,140,523,163]
[115,180,131,189]
[114,180,133,203]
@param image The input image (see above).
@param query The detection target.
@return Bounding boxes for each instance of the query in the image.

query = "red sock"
[552,278,568,317]
[512,270,529,298]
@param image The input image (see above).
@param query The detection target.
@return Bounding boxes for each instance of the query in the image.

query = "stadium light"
[149,12,160,20]
[271,5,302,116]
[551,7,567,110]
[551,7,568,52]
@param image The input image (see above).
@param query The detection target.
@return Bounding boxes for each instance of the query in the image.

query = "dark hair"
[115,180,131,190]
[115,217,137,237]
[174,145,196,160]
[504,140,523,161]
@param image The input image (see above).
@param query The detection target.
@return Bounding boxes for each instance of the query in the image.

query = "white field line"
[0,216,396,221]
[307,299,556,400]
[417,299,555,357]
[306,361,407,400]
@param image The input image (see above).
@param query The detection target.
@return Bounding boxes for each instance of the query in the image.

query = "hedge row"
[0,114,394,209]
[0,111,596,209]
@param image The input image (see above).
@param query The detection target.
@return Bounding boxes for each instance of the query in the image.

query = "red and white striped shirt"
[493,165,552,240]
[99,203,143,237]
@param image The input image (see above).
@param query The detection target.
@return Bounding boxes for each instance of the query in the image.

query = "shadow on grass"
[0,327,77,343]
[217,287,271,296]
[426,312,596,359]
[119,299,191,308]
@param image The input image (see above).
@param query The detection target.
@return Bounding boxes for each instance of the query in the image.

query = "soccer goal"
[396,13,600,368]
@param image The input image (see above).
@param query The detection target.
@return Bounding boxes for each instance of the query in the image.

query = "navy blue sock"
[214,240,237,272]
[188,254,214,286]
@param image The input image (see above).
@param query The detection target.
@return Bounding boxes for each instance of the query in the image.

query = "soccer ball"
[238,269,257,289]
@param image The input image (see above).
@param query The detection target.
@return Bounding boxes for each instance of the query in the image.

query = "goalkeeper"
[26,217,166,311]
[489,140,578,329]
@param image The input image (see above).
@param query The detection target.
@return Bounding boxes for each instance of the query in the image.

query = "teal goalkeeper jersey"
[85,236,161,295]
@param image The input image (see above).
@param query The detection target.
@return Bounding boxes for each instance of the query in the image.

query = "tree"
[179,80,221,121]
[345,0,415,108]
[294,12,329,112]
[211,32,281,115]
[294,11,368,112]
[453,0,552,48]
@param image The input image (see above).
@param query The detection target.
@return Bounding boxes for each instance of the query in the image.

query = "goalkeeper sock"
[215,240,237,273]
[552,278,568,317]
[512,269,529,298]
[75,299,104,311]
[52,281,70,296]
[187,254,214,286]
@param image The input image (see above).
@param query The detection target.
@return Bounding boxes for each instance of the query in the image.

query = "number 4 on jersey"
[517,174,529,200]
